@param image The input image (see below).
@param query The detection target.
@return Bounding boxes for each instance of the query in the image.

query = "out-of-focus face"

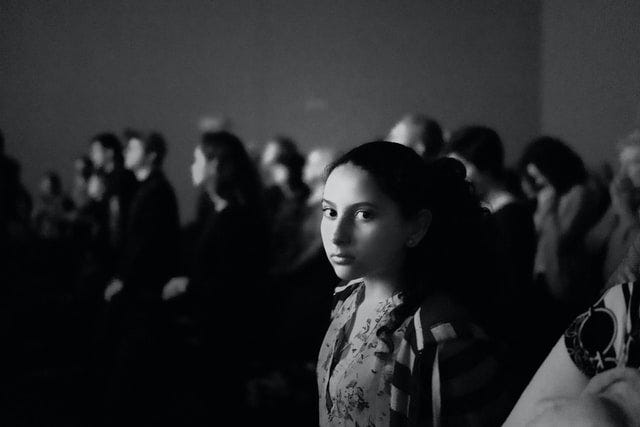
[124,138,145,171]
[448,153,478,182]
[387,121,425,156]
[303,149,334,188]
[387,121,411,146]
[90,141,106,169]
[321,163,412,282]
[526,163,549,189]
[260,141,281,186]
[191,146,216,187]
[620,145,640,188]
[448,153,486,198]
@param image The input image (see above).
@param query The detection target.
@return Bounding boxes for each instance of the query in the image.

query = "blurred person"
[505,234,640,426]
[519,137,606,328]
[101,131,180,425]
[89,132,138,252]
[448,126,537,386]
[260,135,310,274]
[162,131,269,422]
[386,113,444,161]
[70,156,93,209]
[32,171,74,239]
[0,129,32,235]
[317,142,511,426]
[249,147,339,425]
[586,130,640,287]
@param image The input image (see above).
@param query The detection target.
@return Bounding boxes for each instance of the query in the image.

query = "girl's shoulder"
[330,279,364,319]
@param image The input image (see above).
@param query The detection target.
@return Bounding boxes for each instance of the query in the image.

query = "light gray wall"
[0,0,540,220]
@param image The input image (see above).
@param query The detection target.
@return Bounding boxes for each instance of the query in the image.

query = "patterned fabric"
[564,281,640,377]
[388,294,512,427]
[317,280,409,426]
[318,282,512,427]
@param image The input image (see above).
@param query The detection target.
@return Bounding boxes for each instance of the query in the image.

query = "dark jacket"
[118,169,179,304]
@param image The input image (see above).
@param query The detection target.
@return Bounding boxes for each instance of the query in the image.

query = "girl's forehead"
[325,164,387,203]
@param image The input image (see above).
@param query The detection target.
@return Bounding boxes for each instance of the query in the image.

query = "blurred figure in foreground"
[519,137,605,325]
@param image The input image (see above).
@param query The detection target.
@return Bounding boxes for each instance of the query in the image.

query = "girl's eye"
[355,210,373,220]
[322,207,337,219]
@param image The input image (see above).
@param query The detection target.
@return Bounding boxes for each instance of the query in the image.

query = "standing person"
[101,131,180,426]
[317,141,511,426]
[89,132,138,254]
[162,131,269,422]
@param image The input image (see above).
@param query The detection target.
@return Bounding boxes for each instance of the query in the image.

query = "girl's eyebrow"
[322,199,379,210]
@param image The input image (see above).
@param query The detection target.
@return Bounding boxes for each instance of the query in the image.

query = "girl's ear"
[406,209,431,247]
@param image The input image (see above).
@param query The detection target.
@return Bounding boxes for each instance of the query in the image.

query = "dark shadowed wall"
[541,0,640,167]
[1,0,541,220]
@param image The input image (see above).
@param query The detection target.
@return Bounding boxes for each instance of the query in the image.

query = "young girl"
[317,141,512,426]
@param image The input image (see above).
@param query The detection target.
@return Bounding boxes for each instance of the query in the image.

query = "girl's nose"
[332,216,352,245]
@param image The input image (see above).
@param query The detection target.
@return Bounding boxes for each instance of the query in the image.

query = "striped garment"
[388,293,513,427]
[322,281,512,426]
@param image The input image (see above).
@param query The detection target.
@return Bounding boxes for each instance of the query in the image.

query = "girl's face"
[321,163,417,282]
[191,146,217,188]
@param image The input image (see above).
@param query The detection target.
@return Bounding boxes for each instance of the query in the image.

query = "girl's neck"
[363,271,403,302]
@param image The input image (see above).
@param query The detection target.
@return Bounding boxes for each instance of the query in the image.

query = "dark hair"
[448,126,505,180]
[326,141,492,350]
[91,133,123,165]
[41,171,62,195]
[518,136,587,195]
[124,129,168,167]
[200,131,264,208]
[75,156,94,180]
[0,128,4,155]
[267,135,309,197]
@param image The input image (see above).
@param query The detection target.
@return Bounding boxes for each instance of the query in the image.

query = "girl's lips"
[330,254,355,264]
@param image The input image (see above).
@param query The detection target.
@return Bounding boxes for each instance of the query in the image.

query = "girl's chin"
[332,265,362,281]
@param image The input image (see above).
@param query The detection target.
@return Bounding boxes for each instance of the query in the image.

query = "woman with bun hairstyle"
[317,141,511,426]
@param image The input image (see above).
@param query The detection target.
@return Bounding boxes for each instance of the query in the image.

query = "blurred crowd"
[1,117,639,426]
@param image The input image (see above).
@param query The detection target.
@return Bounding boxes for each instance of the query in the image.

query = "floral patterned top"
[317,281,410,426]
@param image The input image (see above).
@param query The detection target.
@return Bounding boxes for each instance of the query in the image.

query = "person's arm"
[503,338,589,426]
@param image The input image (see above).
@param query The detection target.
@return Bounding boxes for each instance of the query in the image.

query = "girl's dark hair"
[518,136,587,195]
[200,131,264,209]
[326,141,493,351]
